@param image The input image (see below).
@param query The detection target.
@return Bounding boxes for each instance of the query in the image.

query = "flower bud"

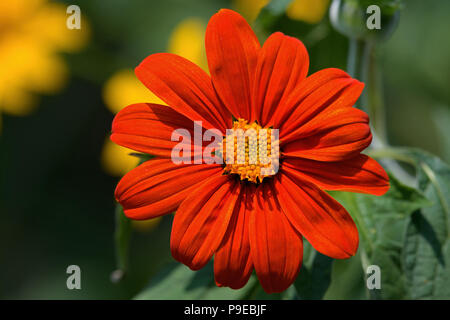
[329,0,401,42]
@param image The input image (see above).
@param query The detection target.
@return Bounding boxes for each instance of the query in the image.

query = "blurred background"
[0,0,448,299]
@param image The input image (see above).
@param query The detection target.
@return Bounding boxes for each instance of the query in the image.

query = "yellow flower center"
[221,119,280,183]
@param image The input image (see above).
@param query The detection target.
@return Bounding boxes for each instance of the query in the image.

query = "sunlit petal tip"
[206,7,260,120]
[275,173,359,260]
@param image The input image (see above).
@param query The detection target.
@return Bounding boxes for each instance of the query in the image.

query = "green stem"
[348,39,386,139]
[243,277,262,299]
[368,149,450,238]
[347,38,416,186]
[366,147,417,166]
[348,38,370,109]
[367,50,387,142]
[111,204,132,283]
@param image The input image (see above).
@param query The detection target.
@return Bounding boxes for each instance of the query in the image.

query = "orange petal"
[280,76,364,142]
[281,94,368,144]
[279,77,370,162]
[253,32,309,126]
[205,9,260,120]
[111,103,203,158]
[135,53,231,131]
[171,175,240,270]
[249,182,303,293]
[115,159,222,219]
[275,172,359,259]
[272,68,353,130]
[282,121,372,161]
[214,184,254,290]
[283,154,390,196]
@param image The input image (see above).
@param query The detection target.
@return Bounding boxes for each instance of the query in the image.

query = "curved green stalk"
[347,37,416,187]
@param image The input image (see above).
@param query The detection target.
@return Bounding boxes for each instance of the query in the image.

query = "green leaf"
[135,260,301,300]
[294,241,333,299]
[329,173,431,299]
[369,241,406,299]
[400,149,450,299]
[324,251,367,299]
[111,204,132,283]
[247,282,298,300]
[134,261,253,300]
[331,173,430,250]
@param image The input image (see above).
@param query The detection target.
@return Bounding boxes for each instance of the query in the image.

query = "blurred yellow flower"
[0,0,89,131]
[233,0,330,24]
[233,0,269,22]
[102,18,207,232]
[286,0,330,24]
[168,18,208,72]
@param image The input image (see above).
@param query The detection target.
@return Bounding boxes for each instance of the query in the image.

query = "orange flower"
[111,9,389,293]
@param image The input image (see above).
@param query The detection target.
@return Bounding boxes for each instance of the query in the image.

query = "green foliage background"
[0,0,449,299]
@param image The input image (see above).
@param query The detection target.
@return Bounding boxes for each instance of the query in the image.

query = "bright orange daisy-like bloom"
[111,9,389,293]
